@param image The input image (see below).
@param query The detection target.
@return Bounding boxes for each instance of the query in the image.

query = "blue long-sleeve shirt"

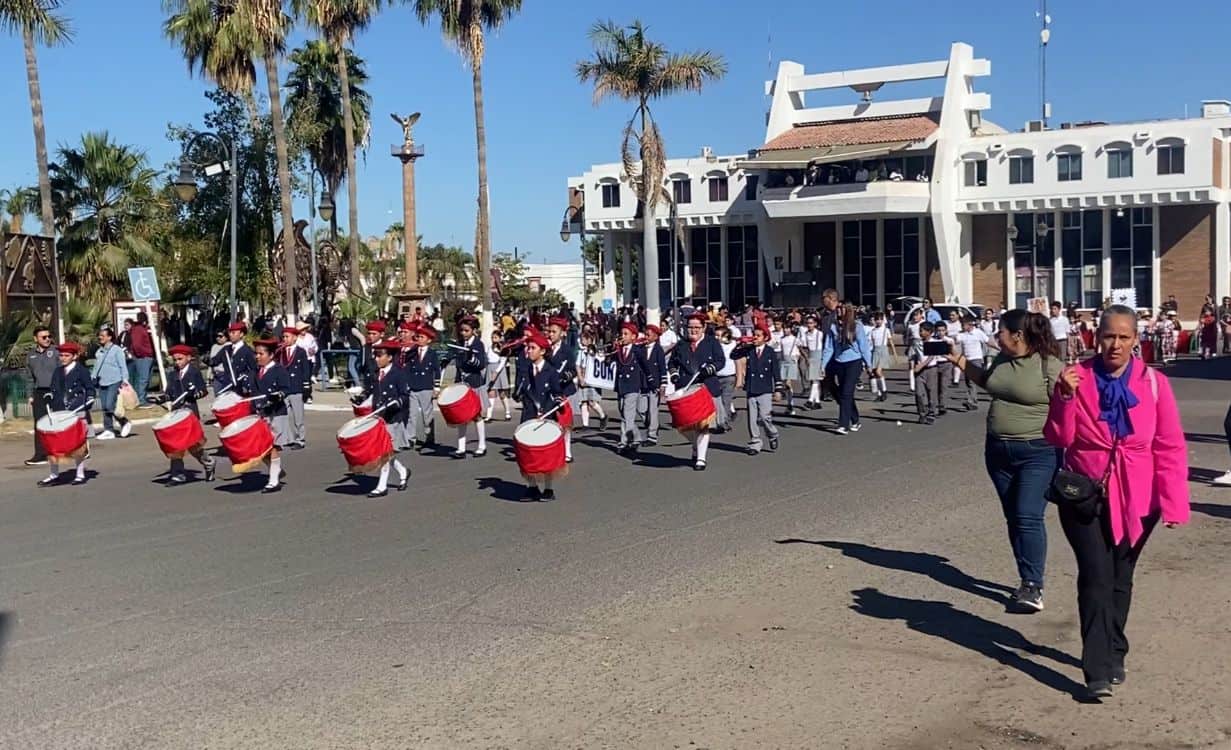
[924,308,942,324]
[90,343,129,387]
[821,323,873,371]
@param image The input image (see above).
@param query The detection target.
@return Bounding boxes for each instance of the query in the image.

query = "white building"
[567,42,1231,314]
[519,262,590,312]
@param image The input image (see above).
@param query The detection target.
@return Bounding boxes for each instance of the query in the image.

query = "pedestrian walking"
[91,325,132,440]
[128,312,156,406]
[730,325,781,454]
[278,327,311,450]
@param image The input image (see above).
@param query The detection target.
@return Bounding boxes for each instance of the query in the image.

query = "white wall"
[521,263,587,311]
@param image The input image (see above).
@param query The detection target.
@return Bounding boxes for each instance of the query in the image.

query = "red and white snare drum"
[438,383,481,425]
[218,415,273,473]
[513,419,568,481]
[36,411,88,462]
[212,391,251,428]
[666,384,717,434]
[336,417,394,474]
[352,395,374,418]
[153,408,207,459]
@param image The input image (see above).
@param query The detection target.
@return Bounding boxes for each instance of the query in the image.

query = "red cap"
[754,323,771,337]
[398,319,418,332]
[687,312,707,324]
[621,322,640,336]
[373,339,402,353]
[645,324,662,336]
[414,325,437,342]
[548,316,570,330]
[168,344,196,357]
[57,342,81,355]
[524,331,550,350]
[227,322,247,333]
[253,337,279,351]
[365,320,386,333]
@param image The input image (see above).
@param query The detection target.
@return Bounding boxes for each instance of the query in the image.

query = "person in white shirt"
[978,309,999,367]
[716,328,739,431]
[954,317,989,410]
[798,315,825,407]
[1049,301,1071,361]
[910,322,943,424]
[866,313,896,402]
[776,320,800,416]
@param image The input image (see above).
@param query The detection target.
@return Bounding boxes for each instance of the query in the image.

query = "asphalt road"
[2,366,1229,749]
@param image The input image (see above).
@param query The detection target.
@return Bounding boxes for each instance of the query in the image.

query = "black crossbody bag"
[1046,439,1117,522]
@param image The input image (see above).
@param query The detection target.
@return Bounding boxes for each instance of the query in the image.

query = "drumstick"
[682,370,701,391]
[166,390,192,410]
[356,400,397,424]
[531,398,568,429]
[446,343,472,352]
[66,399,94,417]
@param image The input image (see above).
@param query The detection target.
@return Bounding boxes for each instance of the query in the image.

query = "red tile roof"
[759,113,940,152]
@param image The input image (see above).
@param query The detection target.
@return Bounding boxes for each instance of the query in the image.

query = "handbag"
[1047,438,1117,521]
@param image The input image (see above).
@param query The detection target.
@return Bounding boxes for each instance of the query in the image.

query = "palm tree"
[46,132,159,303]
[284,38,371,244]
[414,0,520,333]
[293,0,385,298]
[162,0,298,320]
[417,242,474,299]
[576,20,725,323]
[0,186,37,234]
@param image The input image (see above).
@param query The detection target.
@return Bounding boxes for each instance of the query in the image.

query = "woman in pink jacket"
[1044,304,1190,700]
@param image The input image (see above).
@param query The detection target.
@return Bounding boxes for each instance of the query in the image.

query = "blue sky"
[2,0,1229,263]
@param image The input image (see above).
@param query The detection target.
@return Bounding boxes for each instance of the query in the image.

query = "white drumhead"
[218,414,261,439]
[154,408,195,431]
[666,383,704,402]
[437,383,470,406]
[356,396,373,409]
[514,419,563,446]
[36,411,82,433]
[212,391,242,410]
[337,416,382,439]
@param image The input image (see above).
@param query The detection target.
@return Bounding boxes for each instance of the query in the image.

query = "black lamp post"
[175,131,239,320]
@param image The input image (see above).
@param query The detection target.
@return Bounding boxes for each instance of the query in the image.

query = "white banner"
[577,351,616,390]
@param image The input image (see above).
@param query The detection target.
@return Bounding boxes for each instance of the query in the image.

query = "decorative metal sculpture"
[390,112,421,149]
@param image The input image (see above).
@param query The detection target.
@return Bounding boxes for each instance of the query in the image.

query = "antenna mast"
[1039,0,1051,127]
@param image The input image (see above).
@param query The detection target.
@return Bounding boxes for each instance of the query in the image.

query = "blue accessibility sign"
[127,267,161,302]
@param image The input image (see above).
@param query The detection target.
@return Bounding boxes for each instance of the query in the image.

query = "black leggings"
[828,359,863,429]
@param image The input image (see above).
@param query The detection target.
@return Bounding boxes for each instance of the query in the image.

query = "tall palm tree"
[46,132,159,303]
[293,0,385,297]
[162,0,298,319]
[417,242,473,299]
[414,0,520,334]
[577,20,725,323]
[0,186,37,234]
[284,38,371,243]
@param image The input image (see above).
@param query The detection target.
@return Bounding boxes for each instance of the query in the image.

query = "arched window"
[597,177,621,208]
[1006,148,1034,185]
[1054,145,1083,182]
[668,172,692,204]
[1156,137,1186,175]
[1104,141,1133,179]
[705,170,729,202]
[961,153,987,187]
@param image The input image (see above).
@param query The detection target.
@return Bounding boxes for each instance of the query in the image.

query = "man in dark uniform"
[668,312,726,470]
[25,326,57,466]
[163,344,216,484]
[404,323,441,451]
[253,338,290,493]
[452,316,488,458]
[546,316,578,461]
[39,342,94,486]
[516,331,565,501]
[639,324,669,445]
[210,321,257,396]
[278,327,311,449]
[613,322,650,455]
[366,340,411,498]
[359,320,386,393]
[395,319,417,369]
[730,325,781,454]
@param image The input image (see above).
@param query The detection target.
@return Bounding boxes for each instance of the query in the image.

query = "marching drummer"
[451,316,488,458]
[210,321,257,396]
[404,322,441,451]
[366,340,411,498]
[730,324,781,454]
[164,343,217,484]
[38,341,94,487]
[546,316,578,463]
[613,322,650,456]
[668,312,726,471]
[253,337,291,493]
[396,319,417,368]
[640,324,669,446]
[278,327,311,450]
[517,330,565,500]
[359,320,386,392]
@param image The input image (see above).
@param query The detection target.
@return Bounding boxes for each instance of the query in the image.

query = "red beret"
[414,325,437,341]
[168,344,196,357]
[398,319,417,332]
[57,342,81,355]
[253,337,279,351]
[227,322,247,333]
[687,312,707,324]
[621,322,640,336]
[645,324,662,336]
[373,339,402,353]
[548,316,570,330]
[754,324,771,337]
[524,331,550,350]
[365,320,386,333]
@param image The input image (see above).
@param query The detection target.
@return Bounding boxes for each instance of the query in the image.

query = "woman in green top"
[950,310,1062,613]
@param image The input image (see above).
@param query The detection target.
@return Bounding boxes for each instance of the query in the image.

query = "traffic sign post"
[127,267,167,400]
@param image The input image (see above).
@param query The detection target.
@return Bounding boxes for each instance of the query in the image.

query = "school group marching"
[29,293,895,501]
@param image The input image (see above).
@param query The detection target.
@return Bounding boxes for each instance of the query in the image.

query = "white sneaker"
[1212,470,1231,486]
[119,421,133,438]
[834,427,849,436]
[96,431,116,441]
[850,423,862,433]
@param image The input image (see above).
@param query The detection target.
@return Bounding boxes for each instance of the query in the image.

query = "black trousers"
[1223,403,1231,459]
[31,387,51,460]
[1058,505,1158,684]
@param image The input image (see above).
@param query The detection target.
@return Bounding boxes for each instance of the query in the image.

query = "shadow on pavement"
[1192,502,1231,519]
[1185,432,1226,446]
[848,587,1084,696]
[476,476,532,502]
[1188,467,1225,483]
[0,611,11,665]
[775,539,1013,606]
[325,481,372,496]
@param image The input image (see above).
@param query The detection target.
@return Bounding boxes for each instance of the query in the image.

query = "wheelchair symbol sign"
[127,267,161,302]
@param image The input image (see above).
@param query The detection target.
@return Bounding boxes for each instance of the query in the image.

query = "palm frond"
[652,51,728,97]
[0,0,73,46]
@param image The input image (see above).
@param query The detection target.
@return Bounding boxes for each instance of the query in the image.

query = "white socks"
[374,459,406,493]
[565,431,573,460]
[501,397,512,419]
[484,403,493,420]
[456,422,487,453]
[75,461,86,480]
[267,456,282,488]
[580,408,590,427]
[809,382,821,402]
[476,420,486,451]
[695,432,711,464]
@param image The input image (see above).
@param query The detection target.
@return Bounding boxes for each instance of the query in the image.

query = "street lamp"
[307,163,337,318]
[175,131,239,321]
[318,190,335,223]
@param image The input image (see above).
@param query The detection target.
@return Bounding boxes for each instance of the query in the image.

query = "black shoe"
[938,410,948,417]
[261,484,281,494]
[289,442,305,450]
[565,456,574,463]
[693,460,706,471]
[599,416,609,431]
[367,488,388,498]
[769,437,779,451]
[924,416,936,425]
[473,448,487,458]
[524,486,542,501]
[540,488,556,501]
[37,476,59,487]
[746,447,760,456]
[169,474,187,486]
[1011,583,1045,613]
[204,464,216,482]
[25,457,48,466]
[642,437,657,446]
[787,409,797,417]
[71,476,87,485]
[397,478,409,492]
[1085,681,1113,700]
[451,450,467,459]
[1110,666,1126,685]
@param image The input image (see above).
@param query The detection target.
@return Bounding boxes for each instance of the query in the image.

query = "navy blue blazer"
[360,343,378,392]
[255,363,290,417]
[644,342,669,390]
[51,363,94,412]
[453,336,487,388]
[403,345,442,392]
[371,365,409,424]
[670,335,726,397]
[731,343,780,396]
[166,364,209,417]
[613,343,651,397]
[210,342,257,395]
[547,342,578,397]
[279,345,312,392]
[518,361,564,424]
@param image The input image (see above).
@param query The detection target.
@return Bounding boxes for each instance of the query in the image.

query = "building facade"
[567,42,1231,316]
